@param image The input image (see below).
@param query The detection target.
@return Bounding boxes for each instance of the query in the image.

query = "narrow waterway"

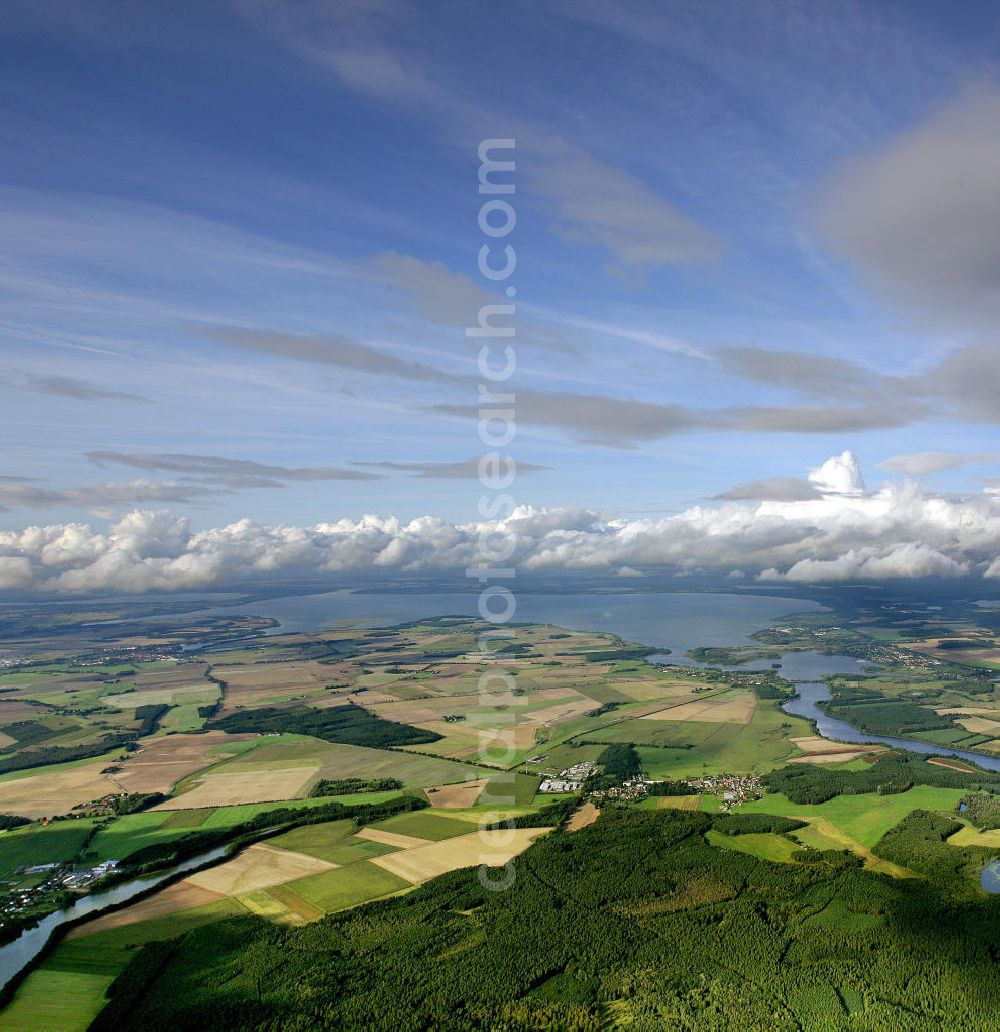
[0,845,229,993]
[781,681,1000,773]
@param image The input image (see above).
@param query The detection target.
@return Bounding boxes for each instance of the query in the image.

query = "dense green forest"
[309,777,403,797]
[763,751,1000,804]
[134,704,170,736]
[961,793,1000,829]
[873,810,996,890]
[710,813,806,836]
[211,702,442,748]
[0,732,135,774]
[91,808,1000,1030]
[592,743,642,785]
[820,683,954,735]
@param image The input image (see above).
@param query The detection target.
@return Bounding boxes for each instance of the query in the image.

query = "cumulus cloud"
[2,455,998,592]
[808,450,865,495]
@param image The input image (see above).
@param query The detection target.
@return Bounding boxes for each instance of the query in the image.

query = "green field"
[0,820,96,879]
[267,820,396,864]
[705,829,800,862]
[370,810,474,840]
[286,862,410,912]
[739,784,966,848]
[85,795,384,862]
[483,771,538,806]
[0,899,249,1032]
[210,735,491,789]
[0,966,116,1032]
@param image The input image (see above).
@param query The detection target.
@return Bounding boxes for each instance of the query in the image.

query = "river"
[781,681,1000,773]
[0,845,229,993]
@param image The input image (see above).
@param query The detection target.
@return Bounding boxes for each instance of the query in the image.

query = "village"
[539,759,763,810]
[0,857,122,929]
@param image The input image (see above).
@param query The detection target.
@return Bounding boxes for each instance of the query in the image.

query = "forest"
[0,732,135,774]
[309,777,403,797]
[210,702,442,748]
[820,683,954,735]
[89,807,1000,1030]
[763,751,1000,805]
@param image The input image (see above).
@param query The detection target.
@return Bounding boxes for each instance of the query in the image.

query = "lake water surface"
[201,588,827,656]
[981,860,1000,894]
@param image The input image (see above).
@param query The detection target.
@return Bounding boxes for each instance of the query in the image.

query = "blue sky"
[2,0,1000,569]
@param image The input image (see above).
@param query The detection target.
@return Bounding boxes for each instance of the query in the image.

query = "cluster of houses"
[682,773,762,809]
[589,777,650,802]
[78,643,181,667]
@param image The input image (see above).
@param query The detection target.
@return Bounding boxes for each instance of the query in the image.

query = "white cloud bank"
[1,463,998,593]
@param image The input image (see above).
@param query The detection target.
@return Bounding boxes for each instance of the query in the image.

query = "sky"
[2,0,1000,591]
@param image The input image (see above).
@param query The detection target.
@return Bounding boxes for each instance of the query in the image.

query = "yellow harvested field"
[947,825,1000,848]
[100,685,211,708]
[113,732,253,794]
[790,750,877,765]
[366,696,483,724]
[156,766,317,809]
[789,736,884,764]
[655,795,702,810]
[936,707,1000,716]
[369,828,547,883]
[927,757,978,773]
[957,716,1000,735]
[216,660,351,711]
[187,843,337,895]
[565,802,600,831]
[68,882,226,939]
[0,762,116,818]
[426,778,489,809]
[339,689,400,706]
[355,827,432,849]
[641,693,757,724]
[606,679,692,702]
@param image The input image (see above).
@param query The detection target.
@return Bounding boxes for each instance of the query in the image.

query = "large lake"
[204,589,807,655]
[195,588,870,682]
